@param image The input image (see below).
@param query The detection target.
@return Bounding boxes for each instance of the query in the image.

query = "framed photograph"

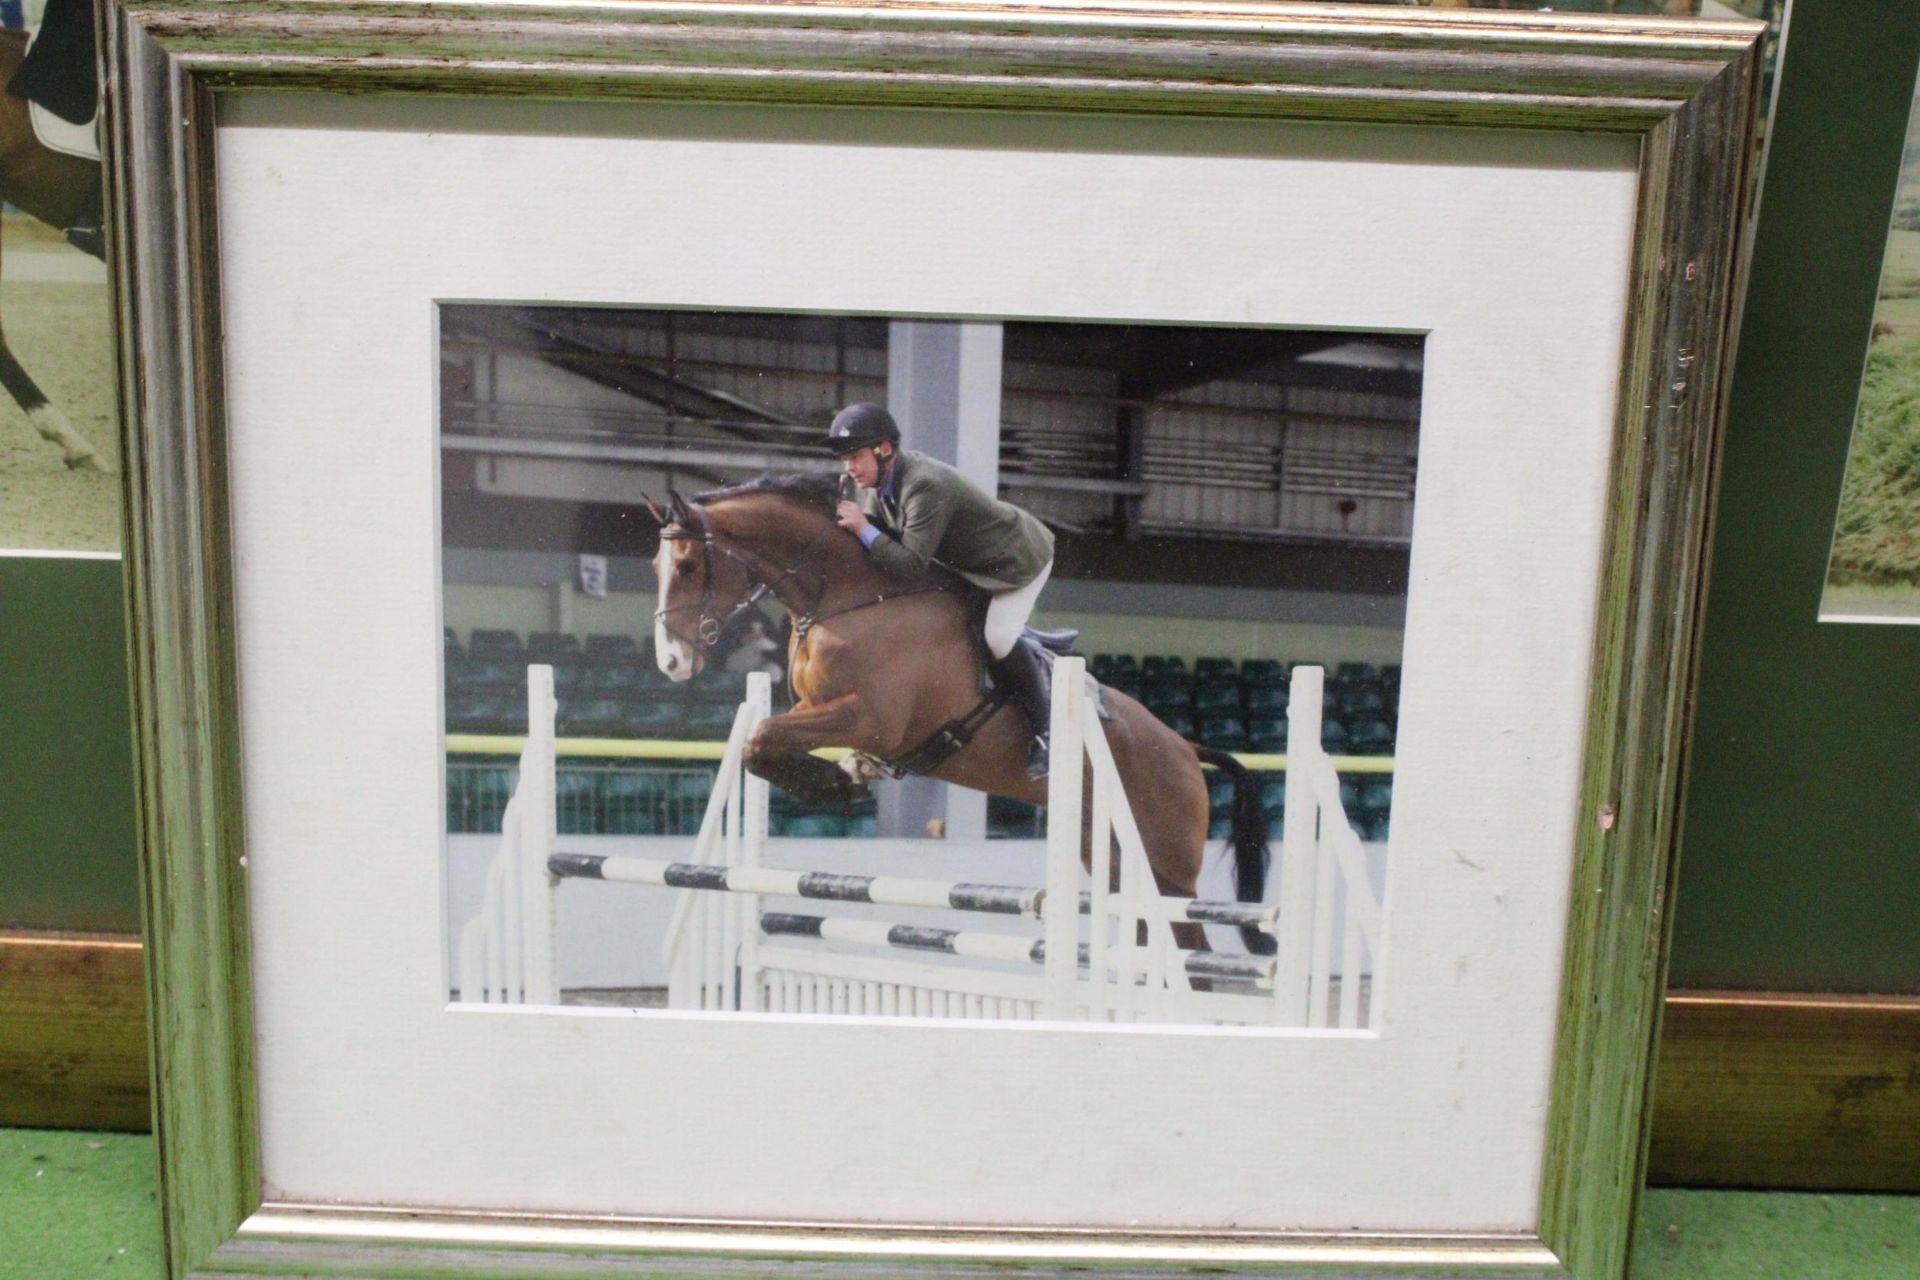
[1817,34,1920,625]
[1,0,119,551]
[110,2,1763,1278]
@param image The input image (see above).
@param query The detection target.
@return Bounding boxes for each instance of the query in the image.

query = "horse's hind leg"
[0,225,106,471]
[0,330,103,471]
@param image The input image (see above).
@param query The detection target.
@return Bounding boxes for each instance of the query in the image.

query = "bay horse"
[0,26,108,471]
[649,474,1274,960]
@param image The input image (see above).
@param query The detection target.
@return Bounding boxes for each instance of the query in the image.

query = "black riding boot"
[995,636,1052,780]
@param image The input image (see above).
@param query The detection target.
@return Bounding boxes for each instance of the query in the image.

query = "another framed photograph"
[110,2,1764,1277]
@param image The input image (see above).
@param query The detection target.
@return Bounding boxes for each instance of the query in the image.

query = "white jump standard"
[460,658,1383,1027]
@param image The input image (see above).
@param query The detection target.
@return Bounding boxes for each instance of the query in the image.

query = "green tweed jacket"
[858,450,1055,591]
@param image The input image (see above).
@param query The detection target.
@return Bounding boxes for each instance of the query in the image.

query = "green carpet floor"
[2,1127,1916,1278]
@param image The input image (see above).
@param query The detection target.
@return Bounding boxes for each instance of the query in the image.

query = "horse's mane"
[694,471,841,518]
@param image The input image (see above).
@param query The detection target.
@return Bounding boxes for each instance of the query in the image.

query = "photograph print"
[442,304,1420,1030]
[0,0,118,551]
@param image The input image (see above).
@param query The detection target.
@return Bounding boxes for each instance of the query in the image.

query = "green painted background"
[1674,0,1920,992]
[3,0,1916,992]
[0,555,139,933]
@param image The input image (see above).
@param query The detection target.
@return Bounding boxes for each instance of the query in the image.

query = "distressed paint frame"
[106,2,1762,1277]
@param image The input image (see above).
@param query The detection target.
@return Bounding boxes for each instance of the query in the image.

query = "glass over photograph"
[442,305,1420,1029]
[0,0,118,552]
[1822,58,1920,624]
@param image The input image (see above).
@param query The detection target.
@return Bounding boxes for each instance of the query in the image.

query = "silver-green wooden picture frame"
[107,2,1762,1277]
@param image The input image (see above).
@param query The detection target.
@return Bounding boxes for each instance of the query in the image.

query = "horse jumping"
[0,25,108,472]
[648,474,1272,957]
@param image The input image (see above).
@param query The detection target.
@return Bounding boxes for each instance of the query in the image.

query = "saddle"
[877,605,1106,780]
[11,0,97,128]
[1024,626,1079,654]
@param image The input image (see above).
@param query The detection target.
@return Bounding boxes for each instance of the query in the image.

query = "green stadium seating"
[1158,712,1195,738]
[1248,716,1287,752]
[445,692,494,731]
[1359,778,1394,813]
[1241,659,1286,686]
[468,628,523,657]
[1339,686,1387,716]
[1244,685,1287,713]
[1345,718,1395,755]
[1194,683,1241,714]
[1199,715,1249,751]
[683,701,738,737]
[561,700,627,735]
[584,633,641,662]
[580,665,646,697]
[528,631,582,660]
[1144,682,1194,714]
[1194,657,1238,681]
[620,703,680,735]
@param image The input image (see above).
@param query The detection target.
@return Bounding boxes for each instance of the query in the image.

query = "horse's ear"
[667,490,692,525]
[641,492,668,525]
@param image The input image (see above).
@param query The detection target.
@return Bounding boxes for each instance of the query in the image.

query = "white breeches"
[984,560,1053,660]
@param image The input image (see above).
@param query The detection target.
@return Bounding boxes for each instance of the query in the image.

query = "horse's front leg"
[743,693,876,806]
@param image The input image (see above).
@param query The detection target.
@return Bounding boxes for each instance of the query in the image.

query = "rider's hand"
[836,501,869,535]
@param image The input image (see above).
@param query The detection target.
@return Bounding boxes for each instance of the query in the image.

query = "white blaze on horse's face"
[654,535,696,682]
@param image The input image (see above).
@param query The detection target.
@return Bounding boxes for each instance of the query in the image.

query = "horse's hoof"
[839,753,886,785]
[64,450,105,473]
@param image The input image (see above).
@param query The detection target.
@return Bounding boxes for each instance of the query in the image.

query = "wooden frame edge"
[0,932,150,1131]
[14,947,1911,1197]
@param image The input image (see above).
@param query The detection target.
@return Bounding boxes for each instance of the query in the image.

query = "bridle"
[653,502,839,653]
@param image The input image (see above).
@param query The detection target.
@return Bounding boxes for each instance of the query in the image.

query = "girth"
[877,689,1015,779]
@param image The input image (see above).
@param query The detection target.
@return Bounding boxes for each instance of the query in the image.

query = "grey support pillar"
[874,320,1004,842]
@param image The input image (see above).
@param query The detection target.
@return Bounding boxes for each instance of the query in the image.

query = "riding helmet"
[824,403,901,455]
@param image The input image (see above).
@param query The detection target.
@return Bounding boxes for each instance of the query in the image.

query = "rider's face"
[842,445,887,489]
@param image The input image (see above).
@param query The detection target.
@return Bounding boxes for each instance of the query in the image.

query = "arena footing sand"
[0,230,121,552]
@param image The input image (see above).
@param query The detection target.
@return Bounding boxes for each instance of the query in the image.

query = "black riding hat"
[825,403,901,455]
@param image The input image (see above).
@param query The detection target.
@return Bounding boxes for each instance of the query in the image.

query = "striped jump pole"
[547,852,1279,932]
[760,912,1277,987]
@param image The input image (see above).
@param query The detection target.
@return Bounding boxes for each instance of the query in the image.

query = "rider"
[827,402,1058,778]
[9,0,106,258]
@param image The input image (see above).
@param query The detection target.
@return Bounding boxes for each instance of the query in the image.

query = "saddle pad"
[30,98,98,162]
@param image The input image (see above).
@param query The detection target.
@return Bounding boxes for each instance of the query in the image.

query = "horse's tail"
[1193,745,1276,956]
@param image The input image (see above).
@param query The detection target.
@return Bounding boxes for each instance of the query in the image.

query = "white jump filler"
[459,659,1383,1027]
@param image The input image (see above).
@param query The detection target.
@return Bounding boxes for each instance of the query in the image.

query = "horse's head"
[650,491,760,682]
[650,475,848,680]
